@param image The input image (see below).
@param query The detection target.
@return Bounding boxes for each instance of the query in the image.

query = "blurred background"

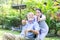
[0,0,60,40]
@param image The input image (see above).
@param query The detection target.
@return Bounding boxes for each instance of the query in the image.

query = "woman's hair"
[36,8,42,18]
[36,8,42,13]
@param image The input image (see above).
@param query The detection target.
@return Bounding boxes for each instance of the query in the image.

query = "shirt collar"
[28,20,34,24]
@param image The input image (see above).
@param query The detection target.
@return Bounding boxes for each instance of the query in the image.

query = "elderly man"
[3,12,40,40]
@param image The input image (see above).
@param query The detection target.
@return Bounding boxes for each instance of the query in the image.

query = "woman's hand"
[36,13,40,17]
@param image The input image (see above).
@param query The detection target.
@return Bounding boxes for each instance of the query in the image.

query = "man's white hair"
[27,12,34,17]
[27,12,34,20]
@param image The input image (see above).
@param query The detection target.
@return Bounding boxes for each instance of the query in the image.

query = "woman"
[35,8,49,40]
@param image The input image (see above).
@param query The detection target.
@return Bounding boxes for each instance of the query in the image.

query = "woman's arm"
[38,15,46,22]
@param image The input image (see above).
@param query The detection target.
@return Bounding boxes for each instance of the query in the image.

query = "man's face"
[27,12,34,21]
[36,10,41,17]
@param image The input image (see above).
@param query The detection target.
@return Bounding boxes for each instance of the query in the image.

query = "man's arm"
[22,20,27,25]
[29,30,39,35]
[20,25,27,36]
[28,22,40,35]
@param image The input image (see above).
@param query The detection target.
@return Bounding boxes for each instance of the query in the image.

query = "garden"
[0,0,60,40]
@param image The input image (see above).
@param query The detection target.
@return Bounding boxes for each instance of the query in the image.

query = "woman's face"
[36,10,42,17]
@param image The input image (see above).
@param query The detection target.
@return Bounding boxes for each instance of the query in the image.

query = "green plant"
[0,0,59,31]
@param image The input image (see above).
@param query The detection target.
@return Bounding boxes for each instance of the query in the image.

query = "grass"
[0,29,60,40]
[0,29,20,40]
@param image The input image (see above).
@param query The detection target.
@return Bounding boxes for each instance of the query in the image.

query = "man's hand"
[24,30,39,36]
[24,30,29,35]
[24,30,32,35]
[27,30,33,32]
[22,20,27,25]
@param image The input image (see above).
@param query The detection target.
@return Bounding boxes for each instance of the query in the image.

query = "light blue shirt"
[20,21,40,38]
